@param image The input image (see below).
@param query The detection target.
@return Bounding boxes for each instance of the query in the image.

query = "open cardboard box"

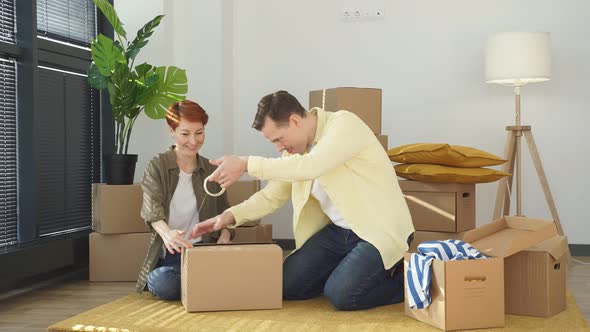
[181,243,282,312]
[504,235,568,317]
[404,216,558,331]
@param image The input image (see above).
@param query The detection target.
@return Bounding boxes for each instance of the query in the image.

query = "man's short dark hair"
[252,90,306,131]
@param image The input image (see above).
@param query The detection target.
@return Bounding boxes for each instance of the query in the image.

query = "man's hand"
[208,155,249,188]
[190,211,236,239]
[217,229,231,244]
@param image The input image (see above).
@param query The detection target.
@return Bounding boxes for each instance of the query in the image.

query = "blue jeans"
[147,252,181,301]
[283,224,405,311]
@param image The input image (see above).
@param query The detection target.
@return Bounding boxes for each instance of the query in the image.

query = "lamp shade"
[485,32,551,84]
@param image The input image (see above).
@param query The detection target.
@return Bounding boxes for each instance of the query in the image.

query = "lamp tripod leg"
[494,130,517,219]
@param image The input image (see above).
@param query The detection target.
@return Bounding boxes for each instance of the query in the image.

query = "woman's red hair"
[165,100,209,129]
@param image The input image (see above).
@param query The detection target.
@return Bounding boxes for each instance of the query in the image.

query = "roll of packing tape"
[203,174,226,197]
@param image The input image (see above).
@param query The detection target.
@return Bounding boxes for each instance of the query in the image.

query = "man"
[191,90,414,310]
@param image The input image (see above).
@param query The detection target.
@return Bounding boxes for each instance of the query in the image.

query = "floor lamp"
[485,32,566,239]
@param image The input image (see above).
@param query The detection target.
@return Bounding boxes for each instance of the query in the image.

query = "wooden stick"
[503,142,517,216]
[494,130,516,219]
[523,131,565,235]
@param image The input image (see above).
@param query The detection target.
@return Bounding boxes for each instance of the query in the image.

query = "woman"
[135,100,233,300]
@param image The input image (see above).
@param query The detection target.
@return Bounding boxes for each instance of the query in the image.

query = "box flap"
[463,216,557,258]
[526,235,568,260]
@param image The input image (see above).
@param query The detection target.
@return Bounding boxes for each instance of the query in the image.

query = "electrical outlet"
[341,8,352,21]
[374,8,386,19]
[352,8,362,20]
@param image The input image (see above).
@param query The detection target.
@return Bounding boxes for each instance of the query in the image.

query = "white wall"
[115,0,231,181]
[121,0,590,244]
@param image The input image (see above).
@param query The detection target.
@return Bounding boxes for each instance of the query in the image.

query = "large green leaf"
[143,66,188,119]
[87,62,109,89]
[93,0,127,38]
[135,75,159,106]
[134,63,154,78]
[109,63,138,120]
[126,15,164,61]
[91,34,126,77]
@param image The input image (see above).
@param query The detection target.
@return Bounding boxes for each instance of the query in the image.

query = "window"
[0,0,15,44]
[0,0,103,250]
[37,0,96,46]
[37,66,99,236]
[0,57,17,248]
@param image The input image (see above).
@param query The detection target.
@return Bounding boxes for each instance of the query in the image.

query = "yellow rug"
[49,292,589,332]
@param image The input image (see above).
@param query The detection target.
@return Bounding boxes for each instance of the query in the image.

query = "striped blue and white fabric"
[406,239,487,309]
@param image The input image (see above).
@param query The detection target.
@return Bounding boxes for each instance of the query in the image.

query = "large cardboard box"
[309,87,382,134]
[504,235,568,317]
[181,244,282,312]
[376,134,388,150]
[92,184,148,234]
[89,232,151,281]
[226,180,261,227]
[233,224,273,244]
[404,216,558,330]
[399,180,475,233]
[409,231,467,252]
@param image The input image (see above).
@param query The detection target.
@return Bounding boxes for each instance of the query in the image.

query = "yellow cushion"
[387,143,506,167]
[394,164,510,184]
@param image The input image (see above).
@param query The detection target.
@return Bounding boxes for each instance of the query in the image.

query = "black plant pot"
[103,154,138,185]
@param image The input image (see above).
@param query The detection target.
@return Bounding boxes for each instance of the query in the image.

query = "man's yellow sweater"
[227,107,414,269]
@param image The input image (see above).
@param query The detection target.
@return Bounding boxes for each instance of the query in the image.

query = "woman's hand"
[161,229,193,254]
[151,220,193,254]
[217,229,232,244]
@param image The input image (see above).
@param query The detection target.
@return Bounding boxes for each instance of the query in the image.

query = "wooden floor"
[0,257,589,332]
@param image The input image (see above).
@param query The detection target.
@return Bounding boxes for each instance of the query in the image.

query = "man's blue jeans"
[283,224,405,311]
[147,252,181,301]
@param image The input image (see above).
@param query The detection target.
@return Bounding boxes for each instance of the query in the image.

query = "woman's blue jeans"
[147,252,181,301]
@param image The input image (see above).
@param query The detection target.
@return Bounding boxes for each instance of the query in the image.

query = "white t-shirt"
[311,179,351,229]
[162,170,201,258]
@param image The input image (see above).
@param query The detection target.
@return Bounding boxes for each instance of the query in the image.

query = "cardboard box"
[181,243,282,312]
[504,235,568,317]
[226,180,261,227]
[399,180,475,232]
[404,216,558,330]
[409,231,467,252]
[376,134,388,150]
[309,87,382,134]
[233,224,273,244]
[89,232,151,281]
[92,183,148,234]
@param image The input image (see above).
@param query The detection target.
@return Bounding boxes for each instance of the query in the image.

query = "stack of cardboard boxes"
[90,184,151,281]
[89,180,273,282]
[399,181,568,328]
[309,87,388,150]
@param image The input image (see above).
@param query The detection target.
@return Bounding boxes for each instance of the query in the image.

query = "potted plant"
[88,0,187,184]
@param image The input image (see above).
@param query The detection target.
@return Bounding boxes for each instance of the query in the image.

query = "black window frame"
[0,0,113,255]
